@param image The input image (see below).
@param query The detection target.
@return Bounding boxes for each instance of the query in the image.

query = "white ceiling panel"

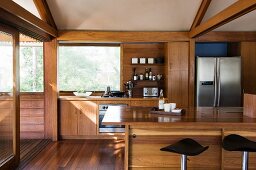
[215,9,256,31]
[201,0,238,23]
[46,0,202,31]
[12,0,41,19]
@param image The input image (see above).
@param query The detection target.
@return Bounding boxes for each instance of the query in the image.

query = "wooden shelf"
[130,64,164,66]
[122,43,167,97]
[132,80,164,83]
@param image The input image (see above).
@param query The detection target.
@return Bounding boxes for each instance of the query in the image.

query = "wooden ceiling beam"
[0,0,57,38]
[190,0,212,30]
[196,31,256,42]
[189,0,256,38]
[57,31,190,42]
[33,0,57,29]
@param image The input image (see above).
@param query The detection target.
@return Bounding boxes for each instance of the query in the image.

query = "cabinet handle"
[132,134,136,138]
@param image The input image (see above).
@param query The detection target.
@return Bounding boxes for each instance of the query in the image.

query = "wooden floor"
[18,139,51,169]
[20,139,125,170]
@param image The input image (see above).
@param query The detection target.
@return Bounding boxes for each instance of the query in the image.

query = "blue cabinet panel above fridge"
[196,43,228,57]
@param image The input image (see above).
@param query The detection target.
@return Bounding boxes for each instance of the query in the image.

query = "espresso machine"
[124,81,134,97]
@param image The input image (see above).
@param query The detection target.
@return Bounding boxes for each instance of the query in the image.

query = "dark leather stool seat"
[160,138,209,170]
[222,134,256,170]
[223,134,256,152]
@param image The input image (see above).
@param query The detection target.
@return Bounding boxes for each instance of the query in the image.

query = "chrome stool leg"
[181,154,187,170]
[242,151,248,170]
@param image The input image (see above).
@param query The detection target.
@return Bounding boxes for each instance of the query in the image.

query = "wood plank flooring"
[20,139,124,170]
[18,139,51,169]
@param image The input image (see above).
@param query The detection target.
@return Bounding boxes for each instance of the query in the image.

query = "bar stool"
[160,138,209,170]
[222,134,256,170]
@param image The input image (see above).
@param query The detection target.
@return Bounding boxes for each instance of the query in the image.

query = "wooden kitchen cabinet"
[130,100,158,107]
[241,42,256,94]
[59,101,79,136]
[59,98,160,139]
[167,42,189,108]
[59,100,97,137]
[78,101,97,135]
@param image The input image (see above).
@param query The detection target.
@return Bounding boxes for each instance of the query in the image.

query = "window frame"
[57,43,122,92]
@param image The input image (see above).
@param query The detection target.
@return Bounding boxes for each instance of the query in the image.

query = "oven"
[98,104,127,133]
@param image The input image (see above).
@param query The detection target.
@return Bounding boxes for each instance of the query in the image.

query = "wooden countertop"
[102,106,256,127]
[59,96,159,101]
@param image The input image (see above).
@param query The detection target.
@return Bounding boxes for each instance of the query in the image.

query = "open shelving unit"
[121,43,167,97]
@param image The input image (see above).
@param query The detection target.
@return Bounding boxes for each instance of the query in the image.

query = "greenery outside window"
[20,42,43,92]
[58,45,120,91]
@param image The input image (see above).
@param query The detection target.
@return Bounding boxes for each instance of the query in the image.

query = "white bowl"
[73,91,92,97]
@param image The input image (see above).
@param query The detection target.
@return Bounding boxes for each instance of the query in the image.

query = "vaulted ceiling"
[12,0,256,31]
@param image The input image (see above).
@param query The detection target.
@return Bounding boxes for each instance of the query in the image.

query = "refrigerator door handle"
[213,59,218,107]
[217,58,221,107]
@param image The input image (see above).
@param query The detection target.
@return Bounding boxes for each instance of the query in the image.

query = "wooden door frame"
[0,23,20,169]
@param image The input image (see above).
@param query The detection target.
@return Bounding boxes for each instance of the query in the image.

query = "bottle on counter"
[133,68,138,80]
[149,68,152,80]
[158,89,164,110]
[145,68,149,80]
[139,73,144,80]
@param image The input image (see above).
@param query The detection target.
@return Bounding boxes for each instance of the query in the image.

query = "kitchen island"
[102,106,256,170]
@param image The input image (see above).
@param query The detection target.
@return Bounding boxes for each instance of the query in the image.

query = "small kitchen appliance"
[143,87,159,97]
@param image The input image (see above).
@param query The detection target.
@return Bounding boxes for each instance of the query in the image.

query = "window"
[58,45,120,91]
[20,41,44,92]
[0,33,12,92]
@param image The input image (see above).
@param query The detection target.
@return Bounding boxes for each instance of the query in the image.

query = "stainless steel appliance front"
[143,87,159,97]
[196,56,241,107]
[98,104,127,133]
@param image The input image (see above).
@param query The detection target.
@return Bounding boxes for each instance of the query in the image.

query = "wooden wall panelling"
[241,42,256,94]
[168,70,189,107]
[189,39,195,108]
[20,93,45,139]
[58,31,189,42]
[129,128,222,169]
[44,39,58,141]
[244,93,256,118]
[164,43,169,98]
[167,42,189,108]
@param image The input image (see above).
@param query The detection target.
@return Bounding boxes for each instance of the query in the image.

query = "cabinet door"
[78,101,97,136]
[241,42,256,94]
[59,101,78,136]
[130,100,158,107]
[167,42,189,108]
[168,42,189,71]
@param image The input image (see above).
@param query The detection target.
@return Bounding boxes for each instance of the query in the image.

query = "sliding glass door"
[0,25,19,168]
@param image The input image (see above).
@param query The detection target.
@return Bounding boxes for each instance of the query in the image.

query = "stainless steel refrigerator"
[196,56,242,107]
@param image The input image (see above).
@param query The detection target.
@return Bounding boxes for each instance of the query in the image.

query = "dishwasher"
[98,104,127,133]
